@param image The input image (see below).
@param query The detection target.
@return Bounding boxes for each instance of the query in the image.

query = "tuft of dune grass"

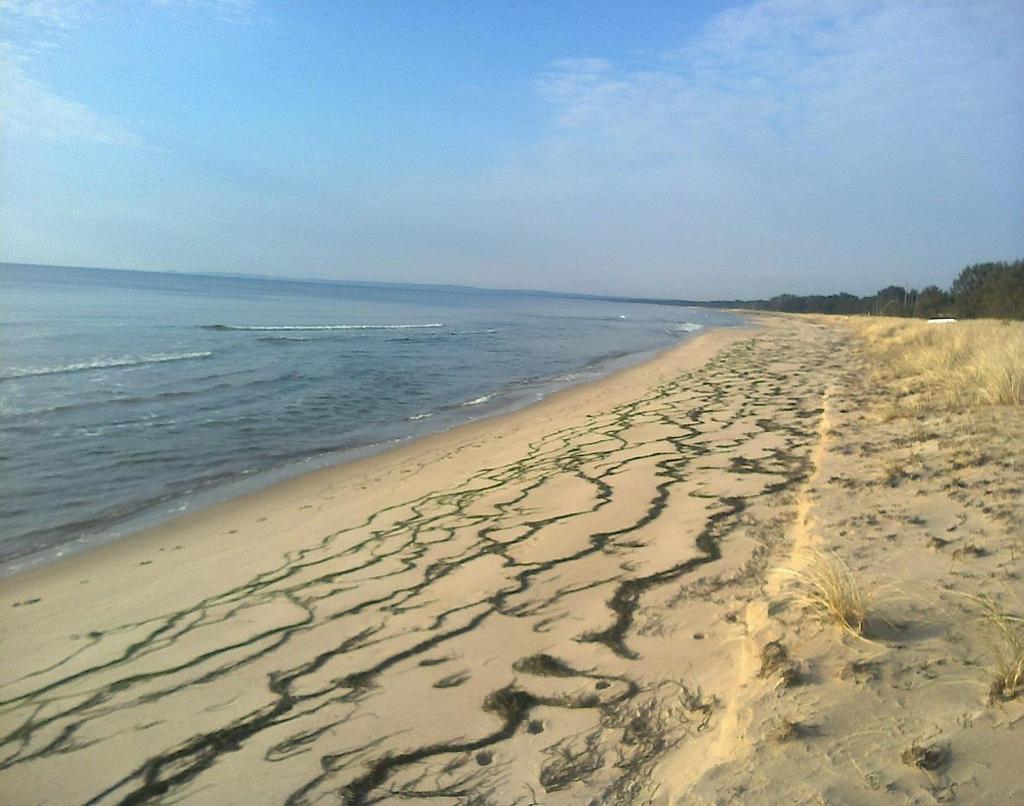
[778,548,872,638]
[850,318,1024,408]
[961,594,1024,703]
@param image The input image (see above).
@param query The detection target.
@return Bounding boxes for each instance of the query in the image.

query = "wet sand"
[2,316,1020,804]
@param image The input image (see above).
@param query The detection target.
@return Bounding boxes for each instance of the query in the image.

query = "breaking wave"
[461,394,493,407]
[1,352,212,381]
[203,323,444,332]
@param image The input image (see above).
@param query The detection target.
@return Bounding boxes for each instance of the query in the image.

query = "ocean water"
[1,264,742,573]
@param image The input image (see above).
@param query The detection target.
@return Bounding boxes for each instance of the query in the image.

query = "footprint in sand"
[12,597,42,608]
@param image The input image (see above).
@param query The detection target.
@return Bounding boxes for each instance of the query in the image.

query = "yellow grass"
[778,547,872,638]
[965,595,1024,702]
[849,318,1024,408]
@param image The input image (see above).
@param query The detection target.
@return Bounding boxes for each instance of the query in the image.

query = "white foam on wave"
[674,322,704,333]
[1,351,213,380]
[461,394,493,407]
[206,323,444,332]
[409,412,435,421]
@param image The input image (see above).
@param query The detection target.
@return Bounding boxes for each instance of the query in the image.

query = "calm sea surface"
[1,264,743,573]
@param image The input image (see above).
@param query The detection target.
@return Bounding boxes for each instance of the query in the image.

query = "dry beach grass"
[777,547,873,639]
[853,317,1024,407]
[966,594,1024,704]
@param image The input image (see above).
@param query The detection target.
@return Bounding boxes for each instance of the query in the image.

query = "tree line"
[726,260,1024,320]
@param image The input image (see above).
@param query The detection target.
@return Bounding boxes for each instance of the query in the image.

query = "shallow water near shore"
[1,263,740,573]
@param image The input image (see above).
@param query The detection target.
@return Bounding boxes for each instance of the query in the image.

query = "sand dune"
[2,317,1020,804]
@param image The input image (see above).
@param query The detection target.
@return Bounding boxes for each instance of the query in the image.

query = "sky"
[1,0,1022,299]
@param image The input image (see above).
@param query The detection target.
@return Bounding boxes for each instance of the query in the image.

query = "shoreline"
[1,322,737,579]
[2,319,765,804]
[4,315,1019,804]
[0,325,747,590]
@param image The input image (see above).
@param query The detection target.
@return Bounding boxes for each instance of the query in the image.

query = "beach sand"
[2,316,1021,804]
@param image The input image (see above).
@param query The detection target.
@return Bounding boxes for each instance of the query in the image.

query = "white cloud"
[149,0,258,23]
[289,1,1021,297]
[541,0,1022,162]
[0,0,257,26]
[0,0,262,148]
[493,0,1024,295]
[1,47,144,147]
[0,2,147,147]
[0,0,89,28]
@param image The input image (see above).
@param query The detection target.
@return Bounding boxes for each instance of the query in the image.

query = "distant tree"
[914,285,949,318]
[829,293,865,314]
[872,285,912,316]
[722,259,1021,320]
[951,262,1000,298]
[986,262,1024,319]
[951,260,1024,318]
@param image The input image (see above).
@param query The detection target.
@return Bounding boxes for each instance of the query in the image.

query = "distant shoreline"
[8,258,1019,318]
[0,260,733,308]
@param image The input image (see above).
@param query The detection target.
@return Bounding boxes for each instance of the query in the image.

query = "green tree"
[914,285,949,318]
[873,285,912,316]
[951,260,1024,319]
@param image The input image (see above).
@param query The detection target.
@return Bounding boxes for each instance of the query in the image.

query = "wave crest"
[1,352,212,381]
[203,323,444,332]
[461,394,493,407]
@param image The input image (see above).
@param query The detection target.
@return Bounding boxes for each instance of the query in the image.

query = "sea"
[0,264,743,575]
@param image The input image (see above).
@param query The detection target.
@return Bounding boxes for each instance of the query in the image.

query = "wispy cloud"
[150,0,259,24]
[539,0,1022,167]
[496,0,1024,294]
[2,0,257,25]
[1,49,144,147]
[0,0,89,28]
[0,0,261,147]
[0,1,146,147]
[293,1,1021,297]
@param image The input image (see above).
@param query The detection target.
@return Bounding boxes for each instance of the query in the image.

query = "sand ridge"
[653,318,1024,805]
[2,317,970,804]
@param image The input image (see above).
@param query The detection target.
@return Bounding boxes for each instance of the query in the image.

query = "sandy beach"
[2,316,1021,804]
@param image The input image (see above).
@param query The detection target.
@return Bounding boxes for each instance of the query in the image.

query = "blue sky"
[2,0,1022,298]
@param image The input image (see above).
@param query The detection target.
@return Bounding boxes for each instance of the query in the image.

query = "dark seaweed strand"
[0,323,847,804]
